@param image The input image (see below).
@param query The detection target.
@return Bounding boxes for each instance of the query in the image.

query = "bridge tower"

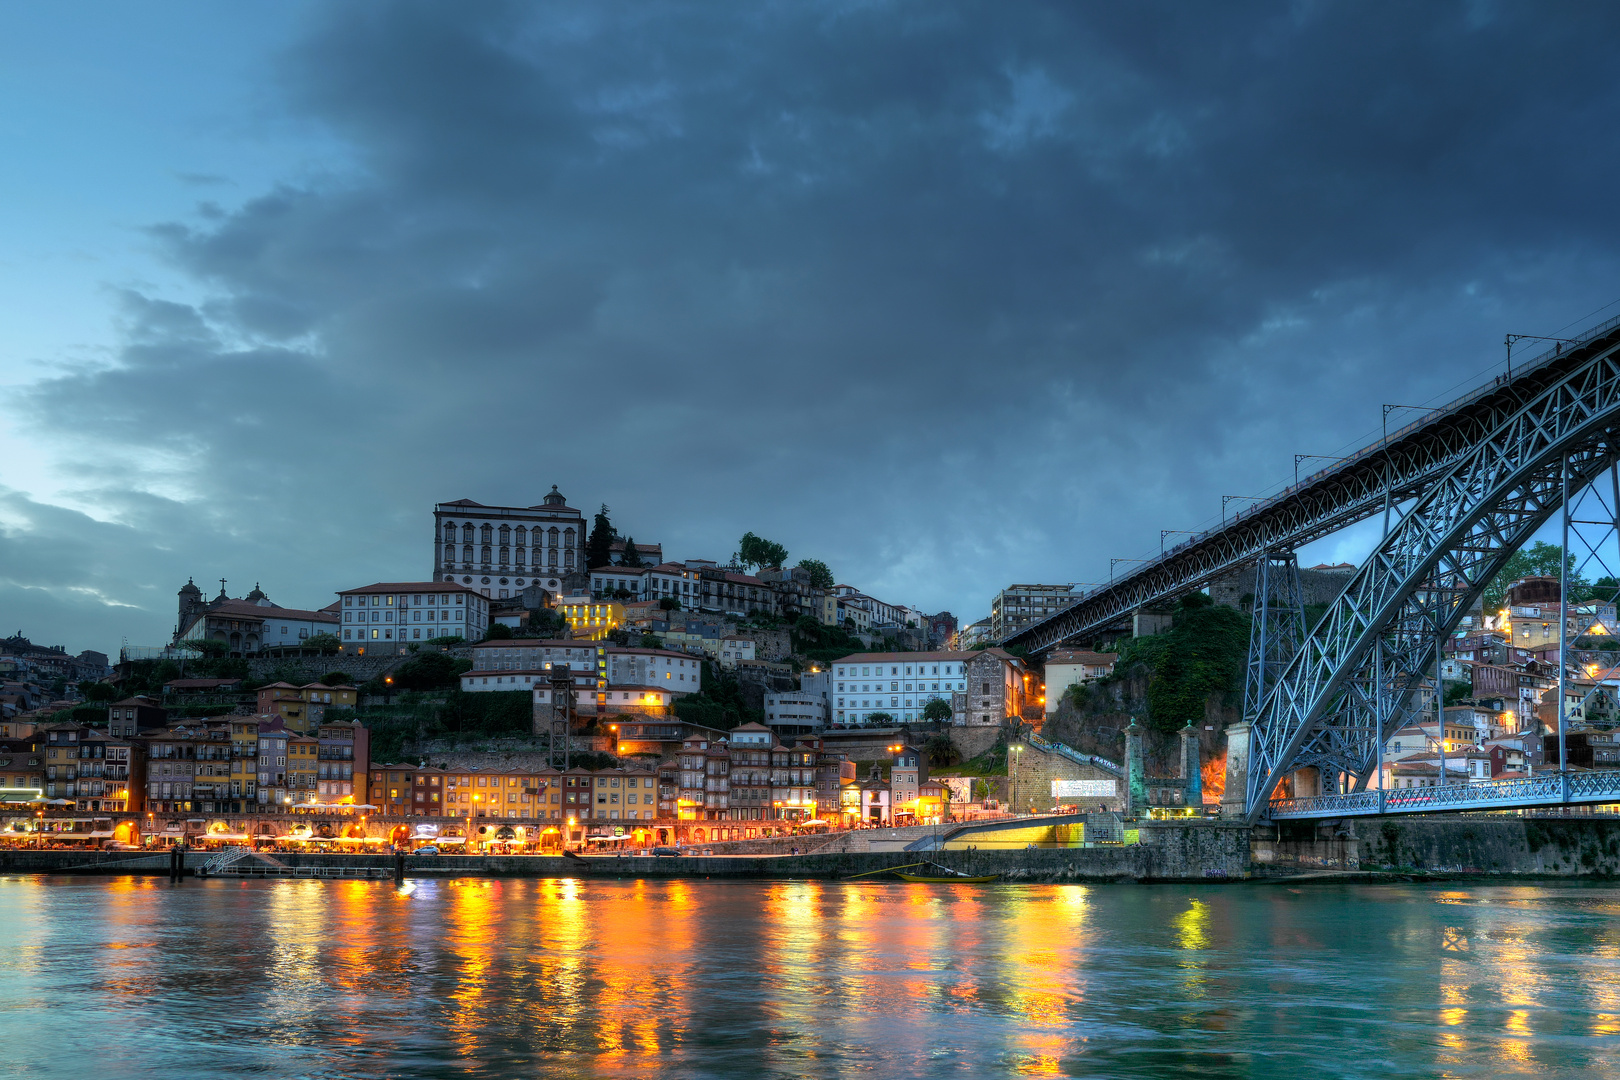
[1234,553,1307,808]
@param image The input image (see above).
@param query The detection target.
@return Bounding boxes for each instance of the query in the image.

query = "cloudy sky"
[5,1,1620,656]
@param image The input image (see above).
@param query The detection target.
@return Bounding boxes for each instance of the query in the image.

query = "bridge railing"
[1268,769,1620,819]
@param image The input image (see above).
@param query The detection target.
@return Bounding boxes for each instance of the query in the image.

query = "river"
[0,876,1617,1078]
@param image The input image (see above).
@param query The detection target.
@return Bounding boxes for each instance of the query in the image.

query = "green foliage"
[77,681,118,703]
[922,732,959,767]
[388,652,472,691]
[659,597,682,611]
[737,531,789,571]
[319,670,356,686]
[484,623,513,640]
[640,634,663,648]
[866,711,896,726]
[437,690,533,737]
[1109,596,1251,733]
[304,633,341,655]
[622,538,644,568]
[49,704,109,725]
[791,618,870,664]
[921,698,953,723]
[587,505,615,569]
[1484,542,1587,611]
[423,635,465,649]
[518,609,564,638]
[672,663,762,730]
[797,558,835,590]
[1444,682,1473,706]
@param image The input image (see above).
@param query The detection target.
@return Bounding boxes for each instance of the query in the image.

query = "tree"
[484,623,513,640]
[622,538,644,568]
[77,681,118,703]
[659,597,682,611]
[388,652,471,691]
[1483,541,1587,611]
[797,558,835,590]
[737,531,789,570]
[586,505,616,569]
[641,634,663,648]
[304,633,341,655]
[865,711,896,727]
[319,670,356,686]
[923,732,959,767]
[921,698,953,724]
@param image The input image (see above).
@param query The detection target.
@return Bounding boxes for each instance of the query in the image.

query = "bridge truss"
[1247,331,1620,820]
[1004,314,1620,658]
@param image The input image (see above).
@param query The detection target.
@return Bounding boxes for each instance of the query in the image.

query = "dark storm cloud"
[22,0,1620,649]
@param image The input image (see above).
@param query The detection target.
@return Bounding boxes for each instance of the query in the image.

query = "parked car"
[414,846,439,856]
[104,841,141,851]
[651,846,683,858]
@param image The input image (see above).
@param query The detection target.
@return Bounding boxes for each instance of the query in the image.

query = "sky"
[7,1,1620,657]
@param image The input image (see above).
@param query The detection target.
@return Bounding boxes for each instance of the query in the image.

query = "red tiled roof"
[339,582,485,596]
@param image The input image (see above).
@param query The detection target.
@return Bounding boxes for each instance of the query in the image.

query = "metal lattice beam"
[1005,314,1620,658]
[1247,342,1620,821]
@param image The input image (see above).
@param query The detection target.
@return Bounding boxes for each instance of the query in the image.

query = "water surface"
[0,875,1616,1078]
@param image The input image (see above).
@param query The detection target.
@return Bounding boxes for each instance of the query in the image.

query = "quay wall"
[1255,815,1620,876]
[0,822,1252,883]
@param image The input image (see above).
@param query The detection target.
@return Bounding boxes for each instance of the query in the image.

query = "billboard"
[1052,779,1116,798]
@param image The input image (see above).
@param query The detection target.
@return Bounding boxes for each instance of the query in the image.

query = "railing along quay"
[1268,769,1620,820]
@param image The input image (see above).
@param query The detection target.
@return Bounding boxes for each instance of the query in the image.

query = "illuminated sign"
[1052,779,1116,798]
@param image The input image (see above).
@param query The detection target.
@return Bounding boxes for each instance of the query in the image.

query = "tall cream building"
[433,486,586,599]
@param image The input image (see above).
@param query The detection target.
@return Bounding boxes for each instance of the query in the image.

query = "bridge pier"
[1125,719,1147,817]
[1220,722,1250,819]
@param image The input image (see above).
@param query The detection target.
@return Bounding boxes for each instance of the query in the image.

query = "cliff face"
[1042,669,1236,787]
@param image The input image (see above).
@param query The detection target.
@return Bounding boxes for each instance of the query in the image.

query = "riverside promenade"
[0,820,1253,883]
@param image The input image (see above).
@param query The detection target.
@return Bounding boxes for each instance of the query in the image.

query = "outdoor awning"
[799,819,829,826]
[206,833,250,841]
[436,837,467,844]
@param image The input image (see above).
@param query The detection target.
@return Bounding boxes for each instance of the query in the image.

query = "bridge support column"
[1125,718,1147,818]
[1221,722,1250,819]
[1180,722,1202,808]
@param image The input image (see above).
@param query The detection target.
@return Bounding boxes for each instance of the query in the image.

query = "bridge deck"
[1268,770,1620,819]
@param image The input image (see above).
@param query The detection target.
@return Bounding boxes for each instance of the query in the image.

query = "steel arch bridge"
[1003,311,1620,821]
[1003,314,1620,658]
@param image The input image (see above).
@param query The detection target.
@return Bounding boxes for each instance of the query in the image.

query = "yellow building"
[557,597,625,641]
[230,719,260,812]
[288,735,319,803]
[255,682,358,733]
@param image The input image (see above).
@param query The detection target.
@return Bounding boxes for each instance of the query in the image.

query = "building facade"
[989,584,1079,642]
[432,486,585,599]
[337,582,490,654]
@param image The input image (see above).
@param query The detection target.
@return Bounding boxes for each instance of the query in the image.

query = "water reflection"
[0,878,1616,1077]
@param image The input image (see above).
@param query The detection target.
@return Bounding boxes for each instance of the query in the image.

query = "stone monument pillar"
[1125,717,1147,818]
[1220,722,1251,819]
[1179,721,1203,808]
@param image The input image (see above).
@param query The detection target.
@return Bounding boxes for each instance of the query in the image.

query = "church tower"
[176,578,204,640]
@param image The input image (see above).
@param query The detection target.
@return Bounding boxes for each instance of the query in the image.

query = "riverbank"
[0,820,1252,882]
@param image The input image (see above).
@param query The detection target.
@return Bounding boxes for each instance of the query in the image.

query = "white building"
[433,485,585,599]
[605,648,703,694]
[461,639,602,694]
[832,651,970,725]
[990,584,1079,642]
[764,692,825,732]
[337,582,490,654]
[718,636,755,669]
[1042,650,1119,716]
